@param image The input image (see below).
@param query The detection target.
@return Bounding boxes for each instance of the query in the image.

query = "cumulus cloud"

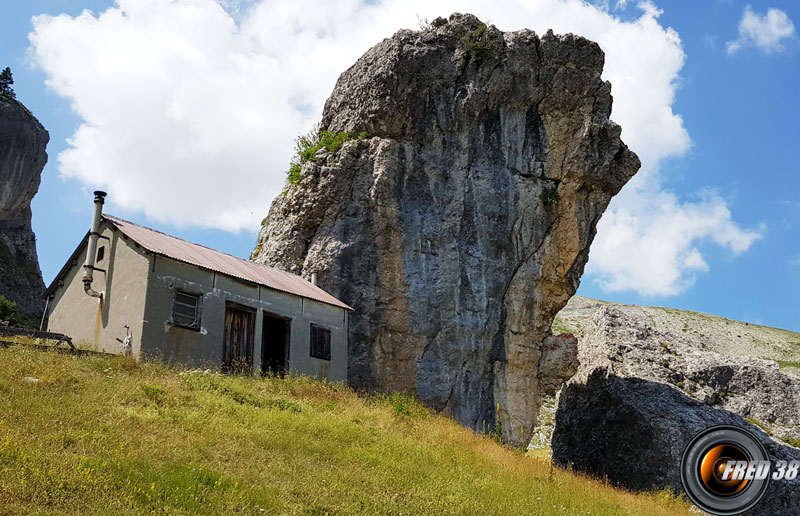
[588,188,762,295]
[726,5,796,55]
[28,0,760,296]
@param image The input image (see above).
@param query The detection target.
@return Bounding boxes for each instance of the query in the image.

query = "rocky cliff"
[0,96,48,317]
[252,13,639,445]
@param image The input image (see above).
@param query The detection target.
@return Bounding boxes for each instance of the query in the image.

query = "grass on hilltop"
[0,341,691,515]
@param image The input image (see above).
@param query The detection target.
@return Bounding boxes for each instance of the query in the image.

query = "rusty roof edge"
[103,215,354,311]
[104,215,249,262]
[44,230,90,298]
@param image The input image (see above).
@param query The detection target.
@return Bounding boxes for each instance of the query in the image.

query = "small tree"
[0,67,16,99]
[0,294,18,326]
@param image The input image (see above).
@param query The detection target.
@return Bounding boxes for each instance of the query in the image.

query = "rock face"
[553,371,800,515]
[252,13,639,445]
[0,96,48,317]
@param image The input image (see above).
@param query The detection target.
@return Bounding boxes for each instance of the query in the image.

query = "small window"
[310,324,331,360]
[96,246,105,262]
[172,291,201,329]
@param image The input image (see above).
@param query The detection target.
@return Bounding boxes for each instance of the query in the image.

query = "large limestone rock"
[0,96,48,318]
[252,13,639,445]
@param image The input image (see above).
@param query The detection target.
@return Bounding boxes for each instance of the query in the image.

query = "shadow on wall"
[552,369,800,516]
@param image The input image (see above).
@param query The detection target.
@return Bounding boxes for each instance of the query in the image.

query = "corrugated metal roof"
[104,215,352,311]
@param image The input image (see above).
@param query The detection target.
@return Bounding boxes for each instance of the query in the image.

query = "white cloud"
[588,188,762,296]
[726,5,795,55]
[28,0,759,296]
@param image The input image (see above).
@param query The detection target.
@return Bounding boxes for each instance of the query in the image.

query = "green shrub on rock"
[287,125,368,184]
[457,22,503,62]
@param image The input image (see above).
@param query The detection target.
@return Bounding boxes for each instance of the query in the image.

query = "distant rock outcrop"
[252,13,639,445]
[0,96,48,318]
[555,296,800,371]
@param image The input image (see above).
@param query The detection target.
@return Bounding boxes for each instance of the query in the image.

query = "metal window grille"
[172,291,201,329]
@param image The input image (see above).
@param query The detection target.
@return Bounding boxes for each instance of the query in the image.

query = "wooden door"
[223,303,255,373]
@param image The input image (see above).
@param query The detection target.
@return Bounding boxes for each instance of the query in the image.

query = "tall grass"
[0,342,691,515]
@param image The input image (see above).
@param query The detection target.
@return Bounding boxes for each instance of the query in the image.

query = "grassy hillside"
[0,343,691,515]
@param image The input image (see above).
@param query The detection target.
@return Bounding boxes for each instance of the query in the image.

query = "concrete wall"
[46,221,150,356]
[140,253,348,382]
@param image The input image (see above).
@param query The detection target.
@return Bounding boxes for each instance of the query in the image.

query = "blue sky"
[1,1,798,331]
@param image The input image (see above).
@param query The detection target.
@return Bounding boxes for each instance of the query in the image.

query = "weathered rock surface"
[0,96,47,317]
[557,298,800,442]
[552,370,800,515]
[555,296,800,372]
[252,13,639,445]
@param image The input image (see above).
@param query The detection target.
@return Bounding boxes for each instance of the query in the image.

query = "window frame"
[309,323,331,361]
[171,290,202,330]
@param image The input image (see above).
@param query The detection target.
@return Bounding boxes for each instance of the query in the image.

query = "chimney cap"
[93,191,107,200]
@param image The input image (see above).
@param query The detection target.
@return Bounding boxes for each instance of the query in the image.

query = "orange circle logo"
[699,443,750,496]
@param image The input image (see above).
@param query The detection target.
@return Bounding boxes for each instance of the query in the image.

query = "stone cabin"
[44,192,351,381]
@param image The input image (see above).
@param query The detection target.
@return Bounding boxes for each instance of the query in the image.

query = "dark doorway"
[261,313,290,375]
[222,303,255,373]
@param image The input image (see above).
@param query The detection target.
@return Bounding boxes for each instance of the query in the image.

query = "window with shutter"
[309,324,331,361]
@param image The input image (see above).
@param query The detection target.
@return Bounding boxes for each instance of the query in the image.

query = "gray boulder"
[553,370,800,515]
[252,13,639,445]
[567,303,800,443]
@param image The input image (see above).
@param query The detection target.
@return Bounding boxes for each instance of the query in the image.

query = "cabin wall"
[140,257,347,382]
[46,222,150,356]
